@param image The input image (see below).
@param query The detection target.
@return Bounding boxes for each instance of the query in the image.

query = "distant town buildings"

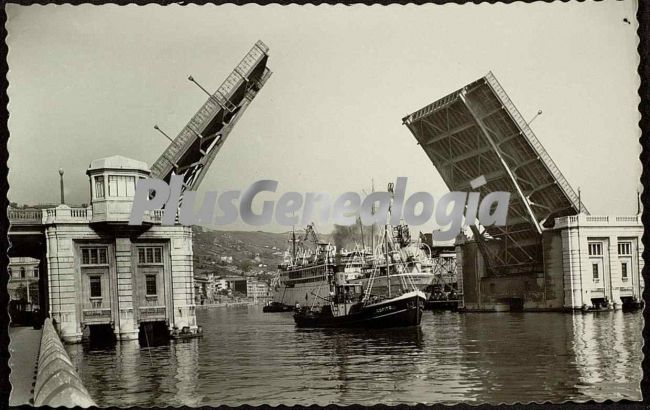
[8,257,40,304]
[246,278,270,300]
[193,270,271,304]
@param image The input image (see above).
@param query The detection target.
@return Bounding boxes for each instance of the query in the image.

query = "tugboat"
[270,184,438,311]
[423,284,460,311]
[294,223,426,328]
[293,283,425,328]
[171,325,204,340]
[263,301,294,313]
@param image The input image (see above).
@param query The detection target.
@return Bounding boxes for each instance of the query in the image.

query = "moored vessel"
[269,222,437,309]
[293,224,426,328]
[262,301,294,312]
[294,283,425,328]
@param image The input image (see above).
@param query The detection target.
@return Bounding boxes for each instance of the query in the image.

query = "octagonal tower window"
[94,176,105,198]
[108,175,136,197]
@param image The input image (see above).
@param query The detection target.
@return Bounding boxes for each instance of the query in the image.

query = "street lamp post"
[528,109,543,126]
[58,168,65,205]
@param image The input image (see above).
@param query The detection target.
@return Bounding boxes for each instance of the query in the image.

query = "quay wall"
[33,318,96,407]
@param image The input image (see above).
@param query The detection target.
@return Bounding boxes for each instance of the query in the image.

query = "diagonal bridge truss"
[402,72,587,276]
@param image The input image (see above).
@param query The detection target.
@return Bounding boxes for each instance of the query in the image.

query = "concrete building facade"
[458,214,644,312]
[8,257,40,304]
[43,155,197,342]
[246,278,270,300]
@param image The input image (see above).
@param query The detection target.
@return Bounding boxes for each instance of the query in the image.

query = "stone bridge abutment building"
[9,155,197,343]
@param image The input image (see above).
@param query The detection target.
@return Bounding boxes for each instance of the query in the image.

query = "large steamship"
[269,223,436,309]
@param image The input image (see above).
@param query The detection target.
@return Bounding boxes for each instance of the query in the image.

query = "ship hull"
[360,273,435,299]
[262,302,294,313]
[294,291,425,328]
[271,273,435,308]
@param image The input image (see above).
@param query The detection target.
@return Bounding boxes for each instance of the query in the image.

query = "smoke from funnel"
[331,217,376,250]
[332,224,355,250]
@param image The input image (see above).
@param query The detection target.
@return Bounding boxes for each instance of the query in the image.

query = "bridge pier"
[456,215,644,312]
[44,211,197,344]
[114,236,140,342]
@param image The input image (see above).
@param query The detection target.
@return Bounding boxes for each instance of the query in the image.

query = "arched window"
[20,267,25,278]
[33,268,39,278]
[7,267,12,278]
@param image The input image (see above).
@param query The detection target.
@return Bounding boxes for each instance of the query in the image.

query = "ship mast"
[385,224,391,298]
[371,178,375,253]
[291,226,297,263]
[386,182,395,298]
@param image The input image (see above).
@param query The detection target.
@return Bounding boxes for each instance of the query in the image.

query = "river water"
[65,308,643,406]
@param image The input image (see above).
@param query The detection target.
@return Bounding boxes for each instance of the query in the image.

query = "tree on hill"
[239,259,253,273]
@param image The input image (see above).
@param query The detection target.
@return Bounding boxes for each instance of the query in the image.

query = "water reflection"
[67,338,201,407]
[452,313,585,404]
[66,308,642,406]
[572,311,643,401]
[293,326,425,404]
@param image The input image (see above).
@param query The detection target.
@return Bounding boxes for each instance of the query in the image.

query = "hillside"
[192,227,295,278]
[191,224,434,279]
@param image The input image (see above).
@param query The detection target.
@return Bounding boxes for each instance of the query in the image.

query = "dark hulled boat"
[293,284,425,328]
[171,325,204,340]
[263,301,294,312]
[423,285,460,311]
[293,191,427,328]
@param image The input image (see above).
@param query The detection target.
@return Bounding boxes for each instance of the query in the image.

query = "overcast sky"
[6,1,641,232]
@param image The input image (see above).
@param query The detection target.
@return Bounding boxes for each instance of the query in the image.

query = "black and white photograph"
[4,1,645,406]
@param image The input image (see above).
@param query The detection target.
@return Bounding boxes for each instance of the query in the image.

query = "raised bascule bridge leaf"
[151,40,272,194]
[402,72,588,275]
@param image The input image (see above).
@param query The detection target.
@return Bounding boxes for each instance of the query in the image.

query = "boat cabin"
[333,283,364,304]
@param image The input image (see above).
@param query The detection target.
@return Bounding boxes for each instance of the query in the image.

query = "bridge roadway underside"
[402,72,585,277]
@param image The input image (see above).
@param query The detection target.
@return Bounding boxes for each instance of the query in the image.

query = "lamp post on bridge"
[527,109,543,126]
[58,168,65,205]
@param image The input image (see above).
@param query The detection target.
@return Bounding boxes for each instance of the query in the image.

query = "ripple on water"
[65,308,643,406]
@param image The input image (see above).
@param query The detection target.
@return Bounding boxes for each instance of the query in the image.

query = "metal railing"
[405,89,463,123]
[42,207,92,224]
[9,206,170,226]
[151,41,270,181]
[7,208,43,224]
[615,215,640,222]
[555,214,640,228]
[70,208,89,218]
[484,72,589,214]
